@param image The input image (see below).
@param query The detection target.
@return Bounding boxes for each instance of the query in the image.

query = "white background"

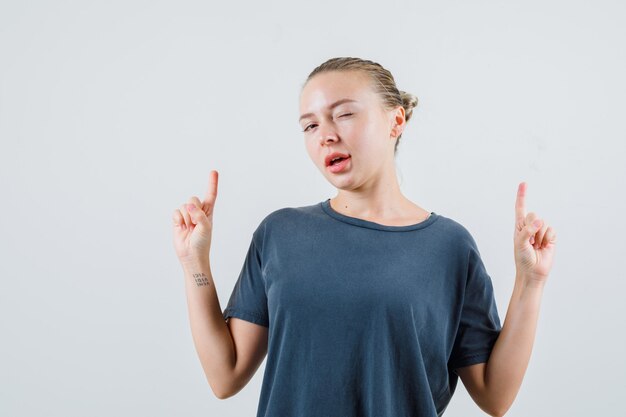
[1,1,624,416]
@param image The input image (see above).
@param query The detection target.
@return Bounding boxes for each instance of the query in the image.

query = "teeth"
[328,155,348,165]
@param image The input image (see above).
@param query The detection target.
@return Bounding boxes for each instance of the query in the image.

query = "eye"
[302,113,352,132]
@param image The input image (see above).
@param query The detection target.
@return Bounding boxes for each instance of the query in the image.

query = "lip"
[325,152,351,167]
[327,155,350,173]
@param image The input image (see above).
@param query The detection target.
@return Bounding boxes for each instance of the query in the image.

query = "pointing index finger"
[204,170,218,204]
[515,181,527,224]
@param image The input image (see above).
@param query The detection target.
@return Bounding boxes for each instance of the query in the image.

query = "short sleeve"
[448,234,502,372]
[222,236,270,328]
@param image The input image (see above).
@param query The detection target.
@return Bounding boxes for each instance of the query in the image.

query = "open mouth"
[327,155,351,173]
[330,156,348,165]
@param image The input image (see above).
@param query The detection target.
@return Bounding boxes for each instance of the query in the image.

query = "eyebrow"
[299,98,357,123]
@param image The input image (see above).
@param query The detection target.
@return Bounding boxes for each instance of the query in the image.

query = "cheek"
[304,140,315,154]
[343,121,361,136]
[304,142,321,165]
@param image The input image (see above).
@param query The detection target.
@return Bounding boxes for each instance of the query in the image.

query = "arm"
[183,261,237,399]
[183,261,269,399]
[457,275,545,417]
[459,181,555,416]
[175,172,269,399]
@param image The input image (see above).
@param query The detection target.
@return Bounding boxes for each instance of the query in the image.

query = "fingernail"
[187,204,195,212]
[533,219,541,228]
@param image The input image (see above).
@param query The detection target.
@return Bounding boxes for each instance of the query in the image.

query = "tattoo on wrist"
[192,272,210,287]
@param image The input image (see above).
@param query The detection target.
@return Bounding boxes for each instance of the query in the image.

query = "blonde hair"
[302,57,419,154]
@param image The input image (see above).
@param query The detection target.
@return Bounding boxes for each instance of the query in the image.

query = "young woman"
[172,57,557,417]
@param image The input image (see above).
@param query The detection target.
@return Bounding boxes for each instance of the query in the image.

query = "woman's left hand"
[513,182,557,286]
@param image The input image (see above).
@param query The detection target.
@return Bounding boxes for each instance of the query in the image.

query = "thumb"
[187,204,211,230]
[519,218,543,242]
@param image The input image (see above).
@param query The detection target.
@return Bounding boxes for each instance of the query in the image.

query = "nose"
[318,122,339,146]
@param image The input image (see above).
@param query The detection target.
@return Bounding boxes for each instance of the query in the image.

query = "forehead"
[299,71,376,113]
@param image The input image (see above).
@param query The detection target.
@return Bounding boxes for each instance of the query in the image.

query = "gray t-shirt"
[222,198,502,417]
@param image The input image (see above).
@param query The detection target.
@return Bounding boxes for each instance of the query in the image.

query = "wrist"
[515,272,547,292]
[181,258,211,274]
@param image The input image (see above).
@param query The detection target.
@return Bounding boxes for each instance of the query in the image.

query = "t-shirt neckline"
[320,198,439,231]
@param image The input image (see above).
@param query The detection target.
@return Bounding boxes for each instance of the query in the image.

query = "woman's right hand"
[172,170,219,267]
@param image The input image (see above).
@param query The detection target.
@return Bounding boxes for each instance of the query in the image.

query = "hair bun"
[399,91,419,123]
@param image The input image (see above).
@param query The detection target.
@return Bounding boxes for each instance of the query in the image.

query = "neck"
[330,176,419,222]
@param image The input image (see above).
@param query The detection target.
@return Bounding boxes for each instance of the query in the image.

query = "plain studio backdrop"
[1,1,624,416]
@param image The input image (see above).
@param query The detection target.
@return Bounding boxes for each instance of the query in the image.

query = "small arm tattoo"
[192,272,210,287]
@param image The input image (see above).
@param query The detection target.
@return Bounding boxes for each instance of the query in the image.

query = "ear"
[389,106,406,138]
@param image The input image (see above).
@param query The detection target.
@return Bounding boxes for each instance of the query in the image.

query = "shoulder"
[260,202,319,227]
[433,215,488,283]
[433,213,481,253]
[252,202,321,240]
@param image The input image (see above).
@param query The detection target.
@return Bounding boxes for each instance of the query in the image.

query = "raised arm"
[182,261,268,399]
[173,170,269,399]
[457,182,557,416]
